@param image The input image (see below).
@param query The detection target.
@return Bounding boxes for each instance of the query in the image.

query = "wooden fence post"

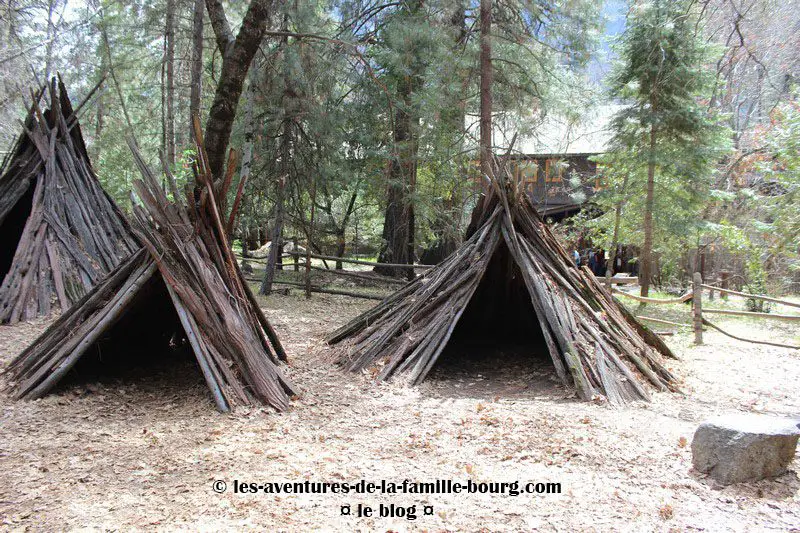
[306,178,316,299]
[720,270,730,300]
[293,237,299,271]
[693,272,703,345]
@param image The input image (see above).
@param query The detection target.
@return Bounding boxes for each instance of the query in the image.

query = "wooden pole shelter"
[327,167,678,405]
[0,78,138,323]
[693,272,703,345]
[4,119,296,413]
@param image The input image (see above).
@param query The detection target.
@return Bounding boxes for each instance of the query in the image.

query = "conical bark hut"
[327,173,677,404]
[0,78,138,323]
[3,121,296,412]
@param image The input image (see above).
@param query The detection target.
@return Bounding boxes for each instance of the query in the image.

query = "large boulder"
[692,413,800,485]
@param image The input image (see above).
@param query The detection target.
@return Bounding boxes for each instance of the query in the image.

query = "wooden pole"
[306,178,316,299]
[720,270,730,300]
[702,318,799,350]
[637,315,692,328]
[693,272,703,345]
[302,252,432,270]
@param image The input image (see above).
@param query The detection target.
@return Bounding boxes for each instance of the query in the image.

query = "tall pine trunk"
[640,125,657,297]
[375,73,418,279]
[261,15,291,295]
[479,0,493,178]
[375,0,423,280]
[335,191,358,270]
[164,0,176,166]
[204,0,273,181]
[190,0,204,126]
[239,63,257,274]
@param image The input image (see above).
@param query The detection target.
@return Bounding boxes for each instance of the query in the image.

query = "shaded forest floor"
[1,286,799,531]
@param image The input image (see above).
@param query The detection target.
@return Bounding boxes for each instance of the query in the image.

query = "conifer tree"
[608,0,729,296]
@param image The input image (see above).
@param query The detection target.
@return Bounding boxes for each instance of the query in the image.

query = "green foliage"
[592,0,731,284]
[762,95,800,275]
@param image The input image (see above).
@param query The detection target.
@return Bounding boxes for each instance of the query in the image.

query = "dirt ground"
[1,290,799,532]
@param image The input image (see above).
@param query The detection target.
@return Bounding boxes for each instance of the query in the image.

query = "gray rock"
[691,413,800,485]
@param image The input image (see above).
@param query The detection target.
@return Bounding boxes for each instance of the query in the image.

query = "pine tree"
[608,0,728,297]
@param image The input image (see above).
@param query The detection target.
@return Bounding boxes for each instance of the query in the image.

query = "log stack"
[0,78,138,323]
[3,120,296,412]
[327,171,678,404]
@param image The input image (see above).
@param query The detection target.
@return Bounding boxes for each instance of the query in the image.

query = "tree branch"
[205,0,235,57]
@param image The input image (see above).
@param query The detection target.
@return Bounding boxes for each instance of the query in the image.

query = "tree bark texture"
[375,71,419,279]
[204,0,273,180]
[190,0,204,131]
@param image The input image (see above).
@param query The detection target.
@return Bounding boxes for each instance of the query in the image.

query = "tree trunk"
[261,14,290,295]
[479,0,493,178]
[375,0,423,280]
[204,0,273,180]
[239,63,257,275]
[640,126,657,298]
[44,0,56,81]
[190,0,204,127]
[335,191,357,270]
[605,173,629,291]
[165,0,176,166]
[375,75,418,279]
[443,1,467,242]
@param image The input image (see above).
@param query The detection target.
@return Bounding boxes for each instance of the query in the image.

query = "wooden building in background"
[509,153,602,221]
[486,105,620,221]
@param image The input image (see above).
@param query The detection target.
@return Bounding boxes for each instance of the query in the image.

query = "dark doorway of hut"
[423,240,567,400]
[0,182,35,283]
[52,273,210,407]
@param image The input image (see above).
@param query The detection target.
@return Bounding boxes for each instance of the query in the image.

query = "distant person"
[573,250,580,267]
[595,249,606,276]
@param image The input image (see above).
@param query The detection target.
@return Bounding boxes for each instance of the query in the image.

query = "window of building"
[545,159,565,183]
[513,160,538,192]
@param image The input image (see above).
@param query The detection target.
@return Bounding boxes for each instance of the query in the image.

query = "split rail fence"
[612,272,799,350]
[236,244,798,350]
[236,242,639,302]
